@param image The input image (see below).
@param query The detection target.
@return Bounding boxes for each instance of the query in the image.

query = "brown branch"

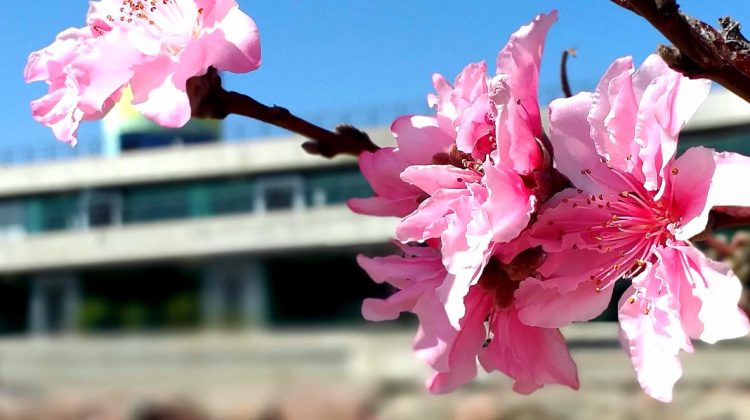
[711,207,750,230]
[611,0,750,103]
[691,207,750,243]
[560,48,577,98]
[187,67,379,158]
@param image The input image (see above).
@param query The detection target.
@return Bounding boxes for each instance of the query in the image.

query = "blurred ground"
[0,325,748,420]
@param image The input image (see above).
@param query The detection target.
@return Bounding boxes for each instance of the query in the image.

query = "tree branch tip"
[301,141,321,155]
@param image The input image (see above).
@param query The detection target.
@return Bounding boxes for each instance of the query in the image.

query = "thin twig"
[560,48,577,98]
[187,67,379,158]
[702,235,735,258]
[610,0,750,103]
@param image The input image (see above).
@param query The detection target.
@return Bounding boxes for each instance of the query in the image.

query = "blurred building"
[0,93,407,335]
[0,89,748,336]
[0,90,750,419]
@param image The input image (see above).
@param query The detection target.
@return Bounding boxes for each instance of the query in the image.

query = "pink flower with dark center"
[359,244,579,394]
[25,0,261,144]
[353,11,583,395]
[517,55,750,401]
[351,11,557,327]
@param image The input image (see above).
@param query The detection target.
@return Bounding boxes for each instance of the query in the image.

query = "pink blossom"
[25,0,261,144]
[351,12,557,327]
[359,245,579,394]
[352,12,585,395]
[518,55,750,401]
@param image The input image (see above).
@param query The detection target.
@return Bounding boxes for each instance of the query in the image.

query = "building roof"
[0,127,394,199]
[0,88,748,199]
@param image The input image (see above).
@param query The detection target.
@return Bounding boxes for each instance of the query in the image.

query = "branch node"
[186,67,380,159]
[611,0,750,103]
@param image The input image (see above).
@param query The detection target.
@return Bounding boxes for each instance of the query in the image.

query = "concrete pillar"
[200,266,224,326]
[239,259,269,328]
[27,273,81,335]
[201,258,269,328]
[28,280,46,335]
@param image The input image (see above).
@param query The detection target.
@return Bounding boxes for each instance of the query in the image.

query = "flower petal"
[665,243,750,343]
[515,277,613,328]
[428,62,488,135]
[548,94,627,195]
[482,163,533,243]
[618,282,684,402]
[400,165,481,196]
[208,4,262,73]
[348,148,422,217]
[671,147,750,240]
[392,115,454,164]
[588,56,639,173]
[495,10,557,134]
[479,307,579,394]
[356,252,443,289]
[427,288,492,394]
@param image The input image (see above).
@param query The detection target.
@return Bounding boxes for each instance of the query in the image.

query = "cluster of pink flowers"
[351,11,750,402]
[25,0,261,145]
[25,1,750,403]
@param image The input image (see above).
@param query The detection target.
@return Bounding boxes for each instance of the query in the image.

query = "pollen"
[671,167,680,175]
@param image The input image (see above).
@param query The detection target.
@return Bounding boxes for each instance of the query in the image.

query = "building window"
[306,168,372,206]
[123,184,191,223]
[0,200,25,240]
[85,190,123,228]
[254,176,305,213]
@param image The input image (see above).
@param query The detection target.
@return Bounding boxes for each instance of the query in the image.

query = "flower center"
[478,257,518,308]
[432,145,484,174]
[478,247,545,308]
[101,0,202,42]
[554,169,679,292]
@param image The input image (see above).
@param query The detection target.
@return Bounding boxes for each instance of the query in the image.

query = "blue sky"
[2,1,749,156]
